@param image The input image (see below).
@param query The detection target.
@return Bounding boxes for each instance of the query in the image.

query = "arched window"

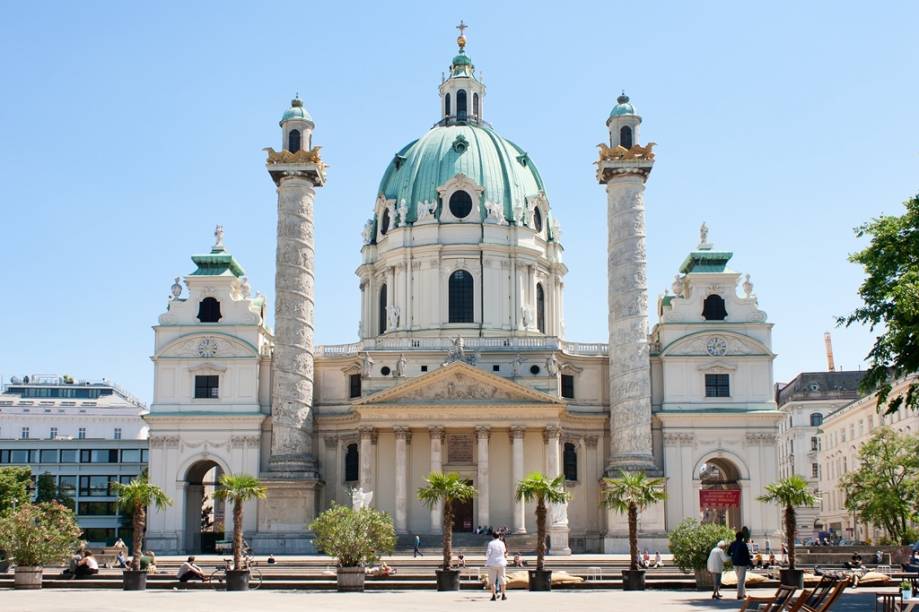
[197,297,222,323]
[288,129,301,152]
[533,207,543,232]
[344,443,359,482]
[449,190,473,218]
[378,284,388,334]
[536,283,546,334]
[380,208,390,235]
[456,90,467,121]
[473,92,479,117]
[620,125,633,149]
[702,294,728,320]
[448,270,474,323]
[444,93,451,117]
[563,442,578,481]
[810,413,824,427]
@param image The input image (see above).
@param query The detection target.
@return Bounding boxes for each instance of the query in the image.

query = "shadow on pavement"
[682,591,876,610]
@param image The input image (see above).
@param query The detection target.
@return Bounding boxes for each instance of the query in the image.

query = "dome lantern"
[279,95,314,153]
[607,91,642,149]
[439,21,485,125]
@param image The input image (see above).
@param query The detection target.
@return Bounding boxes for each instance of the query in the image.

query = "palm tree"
[601,471,667,572]
[112,477,173,571]
[213,474,267,571]
[515,472,570,571]
[417,472,477,570]
[757,475,818,571]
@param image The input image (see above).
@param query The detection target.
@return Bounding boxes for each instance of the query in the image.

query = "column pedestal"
[252,478,320,554]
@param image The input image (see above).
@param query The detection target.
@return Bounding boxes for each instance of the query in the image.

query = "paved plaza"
[0,588,880,612]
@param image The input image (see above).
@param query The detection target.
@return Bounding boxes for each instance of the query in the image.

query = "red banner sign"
[700,489,741,508]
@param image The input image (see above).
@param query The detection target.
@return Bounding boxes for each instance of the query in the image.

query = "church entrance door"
[452,480,474,532]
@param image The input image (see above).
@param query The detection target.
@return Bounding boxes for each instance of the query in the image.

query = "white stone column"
[476,426,490,528]
[544,425,561,477]
[394,426,409,533]
[429,426,445,532]
[359,426,375,495]
[510,426,526,534]
[599,159,655,473]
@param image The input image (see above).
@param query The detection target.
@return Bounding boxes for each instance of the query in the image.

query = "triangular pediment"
[354,361,564,405]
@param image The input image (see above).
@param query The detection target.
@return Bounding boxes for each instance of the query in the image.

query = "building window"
[810,413,823,427]
[812,463,819,479]
[194,375,219,399]
[60,450,78,463]
[380,208,390,235]
[20,427,29,440]
[288,128,301,152]
[79,475,116,496]
[620,125,633,149]
[49,427,58,440]
[702,294,728,320]
[39,449,57,463]
[705,373,730,397]
[473,92,479,117]
[448,190,473,219]
[78,501,117,516]
[197,297,222,323]
[114,428,122,440]
[811,436,818,451]
[533,207,543,232]
[444,93,451,117]
[456,89,467,120]
[121,449,141,463]
[344,443,359,482]
[78,427,86,439]
[536,283,546,333]
[80,449,119,464]
[448,270,474,323]
[378,284,388,334]
[349,374,361,399]
[563,442,578,481]
[561,374,575,399]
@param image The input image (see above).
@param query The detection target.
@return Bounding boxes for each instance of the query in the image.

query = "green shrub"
[0,502,82,567]
[310,503,396,567]
[668,518,734,572]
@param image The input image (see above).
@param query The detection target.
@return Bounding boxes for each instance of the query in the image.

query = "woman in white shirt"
[706,540,729,599]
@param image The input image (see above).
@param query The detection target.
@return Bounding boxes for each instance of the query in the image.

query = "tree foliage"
[515,472,570,571]
[0,466,32,513]
[840,427,919,544]
[839,193,919,414]
[213,473,266,570]
[601,471,667,571]
[0,501,83,567]
[112,476,172,570]
[758,475,819,570]
[35,472,57,503]
[310,502,396,568]
[417,472,476,570]
[668,518,734,572]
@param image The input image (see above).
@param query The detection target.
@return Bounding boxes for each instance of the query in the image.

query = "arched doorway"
[699,458,742,529]
[184,459,225,553]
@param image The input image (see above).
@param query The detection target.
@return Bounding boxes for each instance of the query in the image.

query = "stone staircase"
[397,532,540,555]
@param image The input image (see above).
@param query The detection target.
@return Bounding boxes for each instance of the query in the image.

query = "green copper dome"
[378,123,546,224]
[609,92,637,117]
[280,98,313,125]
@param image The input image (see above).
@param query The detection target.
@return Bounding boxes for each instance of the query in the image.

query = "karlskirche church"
[145,29,781,554]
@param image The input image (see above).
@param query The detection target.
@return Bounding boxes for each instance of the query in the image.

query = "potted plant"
[310,502,396,592]
[901,580,913,602]
[0,466,32,573]
[112,476,173,591]
[668,518,734,588]
[417,471,477,591]
[757,475,819,588]
[601,471,666,590]
[213,473,267,591]
[0,501,82,589]
[515,472,570,591]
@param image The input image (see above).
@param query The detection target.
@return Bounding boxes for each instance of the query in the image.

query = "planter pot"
[436,568,461,591]
[694,569,714,589]
[337,566,366,592]
[528,569,552,591]
[14,566,43,590]
[780,568,804,589]
[226,569,250,591]
[622,569,646,591]
[903,590,913,602]
[122,569,147,591]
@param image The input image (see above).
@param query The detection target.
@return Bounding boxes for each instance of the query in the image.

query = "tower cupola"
[607,92,642,149]
[279,96,314,153]
[438,21,485,125]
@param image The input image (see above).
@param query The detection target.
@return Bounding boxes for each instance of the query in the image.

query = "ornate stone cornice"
[231,435,260,449]
[264,147,326,186]
[746,432,776,445]
[149,435,179,449]
[663,432,695,445]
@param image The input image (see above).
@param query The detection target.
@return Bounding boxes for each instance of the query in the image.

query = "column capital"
[323,435,339,449]
[428,425,445,443]
[509,425,526,440]
[475,425,491,439]
[393,425,410,439]
[584,435,600,449]
[359,425,375,438]
[543,424,561,443]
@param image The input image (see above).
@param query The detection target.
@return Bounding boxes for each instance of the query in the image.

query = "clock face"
[197,337,218,358]
[706,336,728,357]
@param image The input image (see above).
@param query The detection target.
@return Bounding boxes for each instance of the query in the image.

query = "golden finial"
[456,20,468,51]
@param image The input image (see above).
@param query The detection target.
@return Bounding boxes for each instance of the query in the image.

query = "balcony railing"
[315,336,609,357]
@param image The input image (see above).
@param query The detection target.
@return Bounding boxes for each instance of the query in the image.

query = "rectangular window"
[194,375,219,399]
[121,449,141,463]
[119,475,135,484]
[348,374,361,399]
[561,374,575,399]
[704,373,730,397]
[39,449,58,463]
[812,463,819,479]
[9,449,32,463]
[20,427,29,440]
[81,527,117,544]
[80,449,119,464]
[79,475,115,497]
[78,501,117,516]
[141,449,148,463]
[811,437,818,451]
[49,427,58,439]
[59,475,76,496]
[60,449,78,463]
[113,428,122,440]
[78,428,86,440]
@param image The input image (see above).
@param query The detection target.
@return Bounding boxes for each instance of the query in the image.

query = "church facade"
[145,32,781,554]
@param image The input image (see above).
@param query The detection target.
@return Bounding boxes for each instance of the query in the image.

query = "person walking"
[484,530,507,601]
[706,540,729,599]
[728,530,753,599]
[413,534,423,558]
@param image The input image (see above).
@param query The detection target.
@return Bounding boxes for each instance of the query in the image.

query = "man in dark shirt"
[728,530,752,599]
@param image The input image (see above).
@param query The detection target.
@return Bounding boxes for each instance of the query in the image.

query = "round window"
[449,191,473,219]
[380,366,391,376]
[533,207,543,232]
[380,209,390,235]
[530,365,541,375]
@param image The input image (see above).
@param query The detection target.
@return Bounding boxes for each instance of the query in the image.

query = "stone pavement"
[0,587,880,611]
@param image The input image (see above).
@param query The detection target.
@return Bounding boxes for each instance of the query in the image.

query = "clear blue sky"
[1,2,917,403]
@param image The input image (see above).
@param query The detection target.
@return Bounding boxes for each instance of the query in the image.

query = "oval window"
[449,191,473,219]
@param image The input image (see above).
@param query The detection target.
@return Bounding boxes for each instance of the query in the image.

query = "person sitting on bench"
[75,551,99,578]
[177,556,208,582]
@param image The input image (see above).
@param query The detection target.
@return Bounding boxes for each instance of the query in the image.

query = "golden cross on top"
[456,20,468,37]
